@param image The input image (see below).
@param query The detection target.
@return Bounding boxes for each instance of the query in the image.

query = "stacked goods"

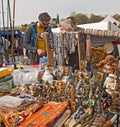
[84,29,120,37]
[0,67,14,93]
[0,67,14,78]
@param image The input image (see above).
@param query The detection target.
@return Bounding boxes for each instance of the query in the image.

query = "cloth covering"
[19,101,68,127]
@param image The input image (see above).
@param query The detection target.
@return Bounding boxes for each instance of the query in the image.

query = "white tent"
[52,27,60,33]
[52,15,120,33]
[77,15,120,32]
[101,15,120,26]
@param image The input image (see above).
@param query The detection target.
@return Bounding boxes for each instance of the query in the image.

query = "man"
[66,16,84,32]
[23,12,52,64]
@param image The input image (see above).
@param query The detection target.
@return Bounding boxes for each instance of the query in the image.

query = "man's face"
[38,20,49,28]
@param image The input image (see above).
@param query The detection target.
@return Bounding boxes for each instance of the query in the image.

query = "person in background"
[23,12,52,64]
[67,16,92,74]
[66,17,82,71]
[59,20,73,33]
[66,16,84,32]
[59,20,79,72]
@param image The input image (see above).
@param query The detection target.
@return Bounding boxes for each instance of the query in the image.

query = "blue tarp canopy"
[0,29,22,36]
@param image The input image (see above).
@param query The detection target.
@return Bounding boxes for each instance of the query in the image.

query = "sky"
[0,0,120,26]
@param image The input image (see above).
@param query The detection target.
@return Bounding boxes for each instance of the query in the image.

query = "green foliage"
[74,13,88,24]
[17,24,29,32]
[89,13,105,23]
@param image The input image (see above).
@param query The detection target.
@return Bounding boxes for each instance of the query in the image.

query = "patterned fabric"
[0,101,43,127]
[19,101,68,127]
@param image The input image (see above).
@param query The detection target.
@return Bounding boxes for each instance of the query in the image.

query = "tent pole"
[1,0,5,30]
[11,0,16,63]
[7,0,12,29]
[1,0,9,62]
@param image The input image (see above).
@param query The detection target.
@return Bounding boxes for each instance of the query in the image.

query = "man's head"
[66,16,77,26]
[66,16,84,32]
[38,12,51,28]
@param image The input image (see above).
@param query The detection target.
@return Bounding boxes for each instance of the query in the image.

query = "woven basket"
[103,42,114,54]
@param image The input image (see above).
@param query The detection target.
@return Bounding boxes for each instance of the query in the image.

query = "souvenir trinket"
[42,65,53,84]
[88,113,106,127]
[104,73,118,91]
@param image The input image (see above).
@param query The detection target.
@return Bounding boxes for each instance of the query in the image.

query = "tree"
[74,13,88,24]
[18,24,28,32]
[89,13,104,23]
[113,14,120,22]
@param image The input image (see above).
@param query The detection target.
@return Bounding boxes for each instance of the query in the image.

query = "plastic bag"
[12,68,39,86]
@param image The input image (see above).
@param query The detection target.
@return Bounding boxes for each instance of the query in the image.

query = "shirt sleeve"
[23,25,37,53]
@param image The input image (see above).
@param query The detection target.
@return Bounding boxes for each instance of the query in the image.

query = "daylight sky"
[0,0,120,26]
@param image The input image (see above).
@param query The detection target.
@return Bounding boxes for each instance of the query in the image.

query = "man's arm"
[23,25,37,53]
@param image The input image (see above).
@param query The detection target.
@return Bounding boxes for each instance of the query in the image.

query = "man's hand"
[37,49,46,56]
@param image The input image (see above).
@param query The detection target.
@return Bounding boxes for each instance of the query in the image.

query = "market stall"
[0,29,120,127]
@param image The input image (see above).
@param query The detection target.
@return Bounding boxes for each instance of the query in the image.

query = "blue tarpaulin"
[0,29,22,36]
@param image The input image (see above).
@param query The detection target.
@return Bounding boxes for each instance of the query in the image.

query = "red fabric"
[112,41,120,45]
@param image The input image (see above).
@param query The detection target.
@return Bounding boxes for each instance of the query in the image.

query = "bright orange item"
[0,67,14,78]
[19,101,68,127]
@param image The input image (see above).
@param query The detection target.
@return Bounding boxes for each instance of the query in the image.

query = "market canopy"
[78,15,120,32]
[100,15,120,26]
[0,29,22,36]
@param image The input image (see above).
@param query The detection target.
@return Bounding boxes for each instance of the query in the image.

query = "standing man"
[23,12,52,64]
[66,16,84,32]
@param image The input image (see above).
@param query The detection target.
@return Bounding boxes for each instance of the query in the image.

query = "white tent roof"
[52,15,120,33]
[77,22,108,30]
[100,15,120,25]
[77,15,120,32]
[52,23,108,33]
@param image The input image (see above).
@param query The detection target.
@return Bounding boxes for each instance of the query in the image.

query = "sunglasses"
[42,21,49,26]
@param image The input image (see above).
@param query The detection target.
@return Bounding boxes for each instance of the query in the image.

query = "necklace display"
[49,32,78,66]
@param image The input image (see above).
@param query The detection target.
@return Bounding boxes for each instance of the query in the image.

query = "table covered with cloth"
[19,101,68,127]
[0,101,43,127]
